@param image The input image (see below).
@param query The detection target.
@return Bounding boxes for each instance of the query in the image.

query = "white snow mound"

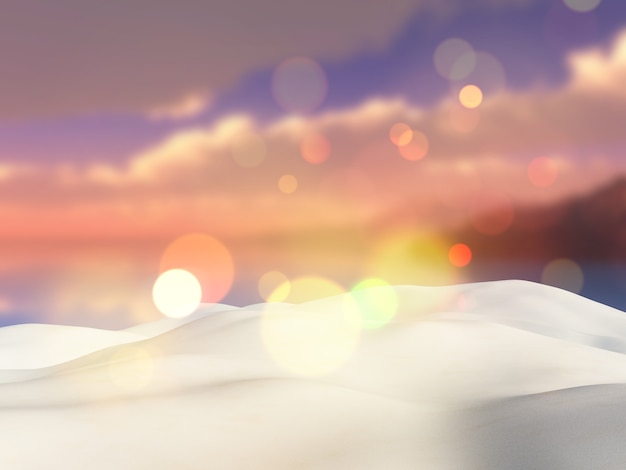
[1,279,626,469]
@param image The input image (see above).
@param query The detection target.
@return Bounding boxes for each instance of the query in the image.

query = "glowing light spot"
[262,277,361,376]
[563,0,601,12]
[278,174,298,194]
[266,276,340,304]
[152,269,202,318]
[368,231,458,286]
[351,278,398,329]
[258,271,290,302]
[300,133,331,164]
[528,157,559,187]
[541,258,584,293]
[469,191,515,235]
[449,243,472,267]
[108,345,154,391]
[434,38,477,81]
[159,233,234,303]
[459,84,483,109]
[462,52,507,95]
[271,57,327,114]
[389,122,413,147]
[449,106,481,133]
[231,132,266,168]
[398,130,429,161]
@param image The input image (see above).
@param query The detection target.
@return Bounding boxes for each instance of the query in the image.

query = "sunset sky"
[0,0,624,327]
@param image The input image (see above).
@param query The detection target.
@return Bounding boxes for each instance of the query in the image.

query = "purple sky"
[1,0,625,167]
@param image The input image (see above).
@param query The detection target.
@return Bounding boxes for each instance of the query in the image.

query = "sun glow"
[152,269,202,318]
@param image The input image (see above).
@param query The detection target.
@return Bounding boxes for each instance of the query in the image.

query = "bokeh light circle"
[544,2,599,52]
[398,130,429,161]
[271,57,328,114]
[152,269,202,318]
[389,122,413,146]
[541,258,584,293]
[278,174,298,194]
[434,38,477,80]
[258,270,290,302]
[563,0,601,13]
[462,52,507,95]
[350,278,398,329]
[448,243,472,267]
[159,233,234,303]
[266,276,342,304]
[528,157,559,187]
[368,231,458,286]
[459,84,483,109]
[261,276,362,376]
[300,133,331,164]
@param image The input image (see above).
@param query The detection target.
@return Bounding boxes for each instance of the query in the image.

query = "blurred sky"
[0,0,625,327]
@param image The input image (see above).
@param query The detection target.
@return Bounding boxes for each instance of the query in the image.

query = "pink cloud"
[0,29,624,238]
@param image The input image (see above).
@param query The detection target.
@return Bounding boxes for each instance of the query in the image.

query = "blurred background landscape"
[0,0,624,328]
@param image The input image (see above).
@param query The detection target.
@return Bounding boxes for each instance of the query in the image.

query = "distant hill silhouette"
[456,177,626,263]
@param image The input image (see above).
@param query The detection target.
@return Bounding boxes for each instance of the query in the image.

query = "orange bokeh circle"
[159,233,234,303]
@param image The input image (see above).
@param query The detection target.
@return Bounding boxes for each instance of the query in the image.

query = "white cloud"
[113,28,626,195]
[146,92,213,121]
[0,27,625,237]
[569,30,626,97]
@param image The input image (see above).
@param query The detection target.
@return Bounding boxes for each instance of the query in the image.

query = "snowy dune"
[2,280,626,469]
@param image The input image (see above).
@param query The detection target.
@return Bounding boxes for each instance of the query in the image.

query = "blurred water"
[0,261,623,330]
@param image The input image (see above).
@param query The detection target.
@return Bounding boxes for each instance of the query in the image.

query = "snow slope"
[1,280,626,469]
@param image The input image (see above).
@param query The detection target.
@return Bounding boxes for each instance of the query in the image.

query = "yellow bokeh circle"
[262,276,362,376]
